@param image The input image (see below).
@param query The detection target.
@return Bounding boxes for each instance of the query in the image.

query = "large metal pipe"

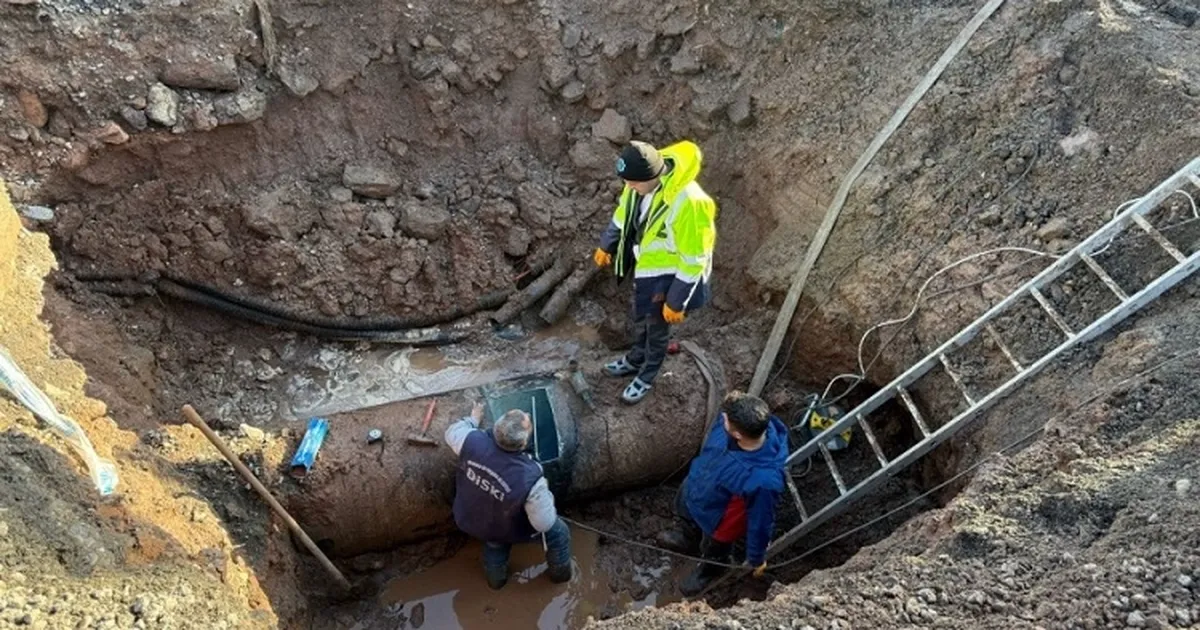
[489,257,575,327]
[539,263,599,325]
[282,352,718,557]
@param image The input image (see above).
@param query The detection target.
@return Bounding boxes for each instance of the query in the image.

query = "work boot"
[680,561,727,597]
[655,527,700,555]
[484,563,508,590]
[546,562,573,584]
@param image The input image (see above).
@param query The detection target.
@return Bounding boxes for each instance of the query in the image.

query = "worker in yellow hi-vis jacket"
[593,140,717,404]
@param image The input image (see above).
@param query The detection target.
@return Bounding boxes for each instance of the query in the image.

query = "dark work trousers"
[626,310,672,384]
[674,481,733,575]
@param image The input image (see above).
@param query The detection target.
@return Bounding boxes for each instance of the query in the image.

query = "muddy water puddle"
[380,527,669,629]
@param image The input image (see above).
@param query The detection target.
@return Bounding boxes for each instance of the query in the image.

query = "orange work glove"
[593,248,612,268]
[663,304,685,324]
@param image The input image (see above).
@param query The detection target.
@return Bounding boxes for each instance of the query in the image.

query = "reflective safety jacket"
[598,141,718,317]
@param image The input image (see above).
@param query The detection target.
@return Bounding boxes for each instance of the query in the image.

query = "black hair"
[722,390,770,439]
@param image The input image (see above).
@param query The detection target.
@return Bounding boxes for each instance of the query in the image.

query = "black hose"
[163,274,511,331]
[154,279,475,346]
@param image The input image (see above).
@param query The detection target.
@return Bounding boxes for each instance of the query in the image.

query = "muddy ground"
[2,0,1200,628]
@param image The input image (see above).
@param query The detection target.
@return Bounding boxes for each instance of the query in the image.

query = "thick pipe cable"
[155,279,473,346]
[490,256,576,327]
[539,262,599,325]
[163,274,511,331]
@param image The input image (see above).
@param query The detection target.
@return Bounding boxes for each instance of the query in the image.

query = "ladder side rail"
[784,163,1199,469]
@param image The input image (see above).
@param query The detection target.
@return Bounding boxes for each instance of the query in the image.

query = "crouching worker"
[445,402,573,590]
[656,391,788,596]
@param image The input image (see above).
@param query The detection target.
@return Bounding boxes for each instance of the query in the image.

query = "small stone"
[160,51,240,91]
[591,108,631,144]
[343,165,400,199]
[17,89,48,128]
[146,83,180,127]
[364,210,396,238]
[198,240,234,263]
[569,138,614,175]
[917,588,937,603]
[213,88,268,125]
[329,187,353,202]
[238,424,265,443]
[728,91,754,127]
[1058,64,1079,85]
[1037,217,1071,242]
[542,55,574,90]
[1060,128,1101,157]
[1127,611,1146,627]
[422,34,444,51]
[1175,609,1191,625]
[502,225,532,257]
[1176,478,1192,496]
[19,205,54,222]
[561,80,586,104]
[977,205,1003,226]
[93,121,129,145]
[1179,574,1194,588]
[401,200,451,241]
[119,106,149,131]
[562,24,582,49]
[670,49,702,75]
[7,127,29,142]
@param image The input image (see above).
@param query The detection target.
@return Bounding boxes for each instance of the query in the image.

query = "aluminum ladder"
[704,156,1200,592]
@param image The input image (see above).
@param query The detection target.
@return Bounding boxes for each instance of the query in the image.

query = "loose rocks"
[592,108,632,144]
[146,83,181,127]
[342,165,400,199]
[401,200,450,241]
[160,50,240,91]
[16,89,48,128]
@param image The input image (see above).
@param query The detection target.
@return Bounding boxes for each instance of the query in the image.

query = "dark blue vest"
[452,430,543,544]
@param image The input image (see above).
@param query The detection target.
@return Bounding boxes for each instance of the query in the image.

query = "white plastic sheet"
[0,347,118,495]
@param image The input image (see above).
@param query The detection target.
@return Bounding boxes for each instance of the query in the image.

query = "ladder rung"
[1029,287,1075,338]
[1078,252,1129,301]
[984,323,1024,372]
[856,414,889,468]
[1131,213,1187,263]
[896,386,931,438]
[785,474,808,522]
[938,354,977,406]
[818,442,847,495]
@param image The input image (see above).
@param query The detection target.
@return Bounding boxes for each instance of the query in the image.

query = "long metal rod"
[1131,213,1187,263]
[1029,287,1075,338]
[782,157,1200,468]
[1079,252,1129,301]
[897,386,931,438]
[985,323,1024,372]
[938,354,977,406]
[181,405,352,591]
[857,414,889,468]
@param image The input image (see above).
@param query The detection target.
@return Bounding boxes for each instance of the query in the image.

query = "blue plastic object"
[290,418,329,475]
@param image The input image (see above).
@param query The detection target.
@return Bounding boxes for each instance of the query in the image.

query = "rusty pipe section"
[282,354,714,557]
[539,263,599,326]
[489,257,575,327]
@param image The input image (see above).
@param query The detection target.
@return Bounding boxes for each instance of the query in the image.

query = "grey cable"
[563,342,1200,576]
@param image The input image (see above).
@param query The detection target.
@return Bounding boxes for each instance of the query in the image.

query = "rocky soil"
[2,0,1200,628]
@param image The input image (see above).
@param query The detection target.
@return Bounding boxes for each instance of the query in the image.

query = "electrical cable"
[561,341,1200,577]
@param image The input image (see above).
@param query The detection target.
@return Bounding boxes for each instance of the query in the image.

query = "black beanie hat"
[616,141,665,182]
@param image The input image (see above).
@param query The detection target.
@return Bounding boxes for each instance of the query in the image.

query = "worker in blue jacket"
[656,390,789,595]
